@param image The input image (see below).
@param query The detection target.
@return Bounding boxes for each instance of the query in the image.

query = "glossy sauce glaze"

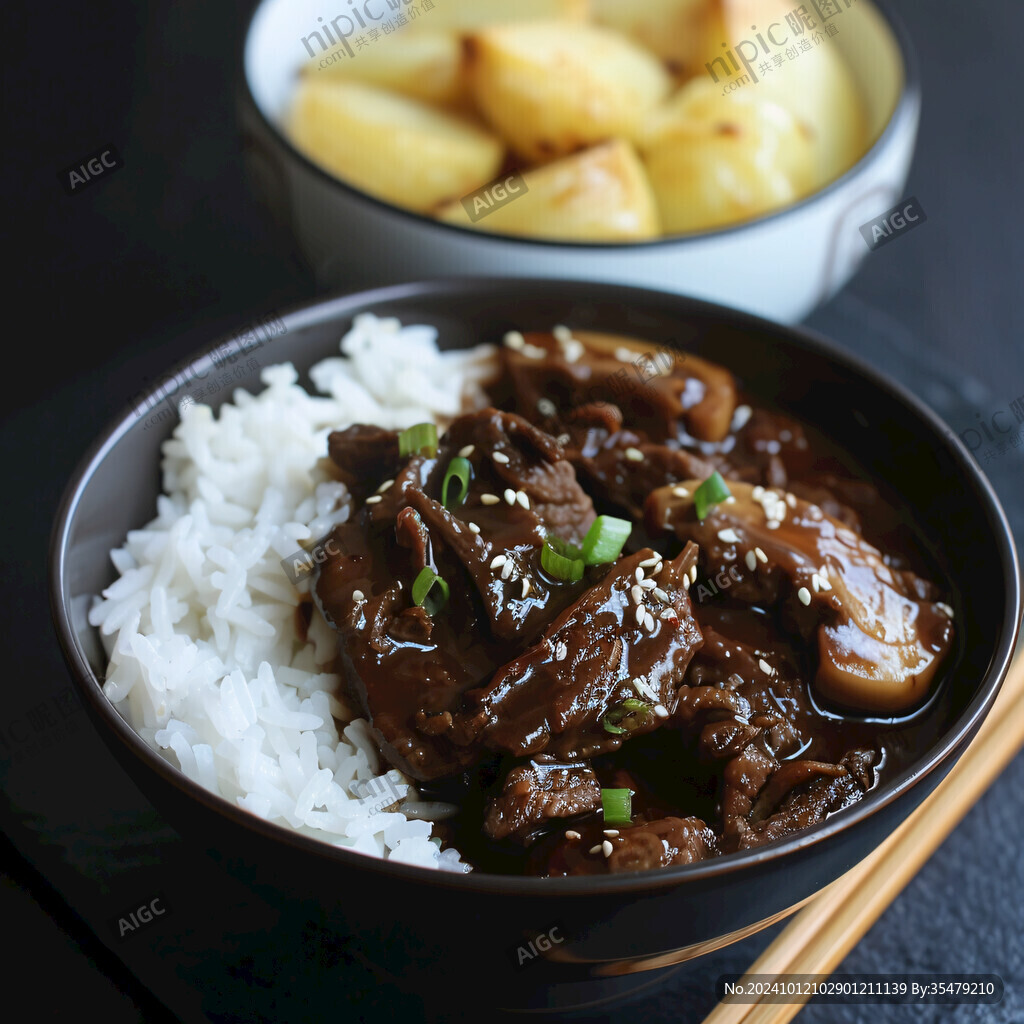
[314,328,956,875]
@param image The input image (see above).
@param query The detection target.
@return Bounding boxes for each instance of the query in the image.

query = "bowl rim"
[49,276,1021,897]
[238,0,921,251]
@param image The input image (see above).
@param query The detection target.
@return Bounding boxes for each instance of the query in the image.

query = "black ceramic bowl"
[50,279,1020,1013]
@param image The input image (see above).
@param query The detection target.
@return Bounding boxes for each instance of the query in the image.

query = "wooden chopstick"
[702,650,1024,1024]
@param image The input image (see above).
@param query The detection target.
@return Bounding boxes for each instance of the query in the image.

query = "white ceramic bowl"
[239,0,919,324]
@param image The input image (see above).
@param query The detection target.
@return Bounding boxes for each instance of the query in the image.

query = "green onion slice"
[541,537,584,582]
[412,566,449,616]
[581,515,632,565]
[601,788,633,826]
[600,698,652,735]
[694,471,731,521]
[441,456,472,509]
[399,422,438,458]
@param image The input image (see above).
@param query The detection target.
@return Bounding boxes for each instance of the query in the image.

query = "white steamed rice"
[89,313,498,871]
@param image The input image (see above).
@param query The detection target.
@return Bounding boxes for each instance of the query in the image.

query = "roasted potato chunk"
[412,0,589,32]
[288,78,503,212]
[591,0,714,78]
[436,140,660,242]
[306,30,466,107]
[466,21,671,163]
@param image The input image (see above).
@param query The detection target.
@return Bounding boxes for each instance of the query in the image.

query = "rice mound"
[89,314,497,871]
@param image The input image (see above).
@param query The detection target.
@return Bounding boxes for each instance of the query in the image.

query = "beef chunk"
[459,545,704,761]
[484,757,601,842]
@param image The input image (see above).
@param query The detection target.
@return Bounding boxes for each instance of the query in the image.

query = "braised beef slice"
[327,425,401,501]
[647,479,954,714]
[459,545,704,761]
[733,749,877,851]
[484,757,601,842]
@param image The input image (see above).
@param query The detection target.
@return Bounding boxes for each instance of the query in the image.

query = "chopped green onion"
[541,537,584,582]
[694,471,731,521]
[399,422,438,458]
[441,456,472,509]
[581,515,632,565]
[600,698,652,735]
[601,788,633,826]
[412,566,449,616]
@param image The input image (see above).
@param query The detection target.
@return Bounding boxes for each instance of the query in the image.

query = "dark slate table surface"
[4,0,1022,1020]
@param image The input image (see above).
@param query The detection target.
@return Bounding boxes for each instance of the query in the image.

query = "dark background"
[3,0,1021,1020]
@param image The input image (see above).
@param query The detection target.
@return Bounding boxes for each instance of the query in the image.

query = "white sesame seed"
[614,347,635,362]
[557,433,571,446]
[501,560,515,580]
[644,612,656,631]
[819,564,829,578]
[786,493,797,508]
[523,344,548,359]
[468,522,481,534]
[690,565,698,583]
[602,840,614,857]
[352,590,365,602]
[562,340,584,363]
[639,578,656,591]
[660,608,677,620]
[480,493,499,505]
[458,445,475,458]
[376,479,394,493]
[635,567,646,583]
[758,658,773,676]
[682,577,690,591]
[639,555,660,568]
[625,447,644,462]
[537,398,557,417]
[521,578,531,599]
[490,555,507,570]
[732,404,753,431]
[718,528,740,544]
[503,488,517,506]
[653,587,669,603]
[553,325,572,342]
[766,520,780,530]
[565,830,581,840]
[603,829,620,837]
[516,490,530,510]
[555,642,568,661]
[653,704,669,719]
[812,574,821,592]
[631,584,644,604]
[745,550,757,572]
[493,451,510,465]
[652,561,663,576]
[635,605,646,626]
[818,575,832,591]
[589,844,603,855]
[503,331,525,350]
[752,486,765,501]
[797,587,812,606]
[755,547,768,564]
[365,495,383,505]
[673,487,691,499]
[937,602,954,618]
[725,496,737,504]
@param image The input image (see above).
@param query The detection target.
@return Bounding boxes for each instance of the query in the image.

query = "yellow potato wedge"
[288,78,504,213]
[466,21,672,163]
[409,0,589,32]
[694,0,867,188]
[641,78,814,234]
[436,139,660,242]
[590,0,716,79]
[305,29,466,107]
